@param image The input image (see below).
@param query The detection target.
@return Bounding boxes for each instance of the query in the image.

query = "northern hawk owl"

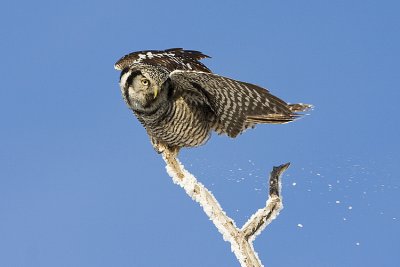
[115,48,310,154]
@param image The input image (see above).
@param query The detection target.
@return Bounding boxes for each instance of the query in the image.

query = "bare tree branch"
[241,163,289,241]
[162,148,289,267]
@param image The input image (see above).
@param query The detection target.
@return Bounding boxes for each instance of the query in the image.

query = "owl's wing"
[114,48,211,73]
[170,70,306,137]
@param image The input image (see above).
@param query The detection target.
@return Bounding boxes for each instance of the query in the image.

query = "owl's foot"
[157,144,180,157]
[153,143,166,154]
[167,146,180,158]
[151,138,180,157]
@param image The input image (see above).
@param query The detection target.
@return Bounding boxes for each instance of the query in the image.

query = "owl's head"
[119,64,170,113]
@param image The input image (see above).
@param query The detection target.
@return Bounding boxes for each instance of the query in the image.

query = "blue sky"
[1,0,399,266]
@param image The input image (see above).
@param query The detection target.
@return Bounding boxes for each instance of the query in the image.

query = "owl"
[115,48,311,154]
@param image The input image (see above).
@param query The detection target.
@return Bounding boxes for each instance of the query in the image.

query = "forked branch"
[162,148,289,267]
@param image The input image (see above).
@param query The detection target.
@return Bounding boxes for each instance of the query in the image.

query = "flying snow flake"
[335,200,341,204]
[348,206,353,210]
[356,242,360,246]
[292,182,297,186]
[297,224,303,228]
[343,217,347,221]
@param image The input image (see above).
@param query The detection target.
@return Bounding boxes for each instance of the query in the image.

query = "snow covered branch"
[162,148,289,267]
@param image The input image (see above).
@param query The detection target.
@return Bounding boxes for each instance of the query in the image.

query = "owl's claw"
[150,138,180,156]
[152,141,166,154]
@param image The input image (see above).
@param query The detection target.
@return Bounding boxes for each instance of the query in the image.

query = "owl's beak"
[153,86,159,99]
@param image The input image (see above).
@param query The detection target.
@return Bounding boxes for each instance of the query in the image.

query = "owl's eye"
[141,79,150,86]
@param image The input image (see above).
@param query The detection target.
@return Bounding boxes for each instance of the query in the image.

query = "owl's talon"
[153,143,166,154]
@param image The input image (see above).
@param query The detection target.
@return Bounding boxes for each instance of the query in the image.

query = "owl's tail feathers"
[288,103,313,112]
[246,103,313,124]
[246,114,298,124]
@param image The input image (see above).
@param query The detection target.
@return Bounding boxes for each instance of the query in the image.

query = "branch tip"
[272,162,290,177]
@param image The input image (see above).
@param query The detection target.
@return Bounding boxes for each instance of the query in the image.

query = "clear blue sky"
[1,0,399,266]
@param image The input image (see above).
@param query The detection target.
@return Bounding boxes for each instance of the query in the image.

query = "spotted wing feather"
[114,48,211,73]
[170,71,301,137]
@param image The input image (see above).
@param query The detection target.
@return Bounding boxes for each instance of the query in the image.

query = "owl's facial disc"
[120,71,162,113]
[137,76,159,99]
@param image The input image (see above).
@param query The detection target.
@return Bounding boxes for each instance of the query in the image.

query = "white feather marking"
[146,52,154,58]
[119,70,132,88]
[169,70,220,77]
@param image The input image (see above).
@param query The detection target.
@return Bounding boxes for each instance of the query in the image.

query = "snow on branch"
[162,148,289,267]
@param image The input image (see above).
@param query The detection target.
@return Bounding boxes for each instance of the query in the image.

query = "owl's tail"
[246,103,313,124]
[288,103,313,112]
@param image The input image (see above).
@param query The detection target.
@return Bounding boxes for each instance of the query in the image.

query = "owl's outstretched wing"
[114,48,211,73]
[170,70,310,138]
